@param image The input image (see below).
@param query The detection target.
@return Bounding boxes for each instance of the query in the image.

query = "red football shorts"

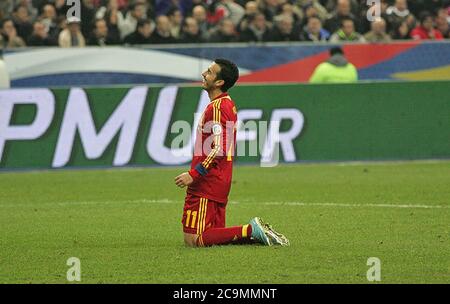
[182,193,226,234]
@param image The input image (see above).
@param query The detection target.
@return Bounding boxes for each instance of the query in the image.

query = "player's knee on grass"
[184,233,199,247]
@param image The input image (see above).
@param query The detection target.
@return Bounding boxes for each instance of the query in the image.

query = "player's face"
[201,63,223,91]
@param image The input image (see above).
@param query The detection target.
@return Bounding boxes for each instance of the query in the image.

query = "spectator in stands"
[96,0,118,21]
[39,4,60,43]
[324,0,359,34]
[124,19,154,45]
[80,0,97,38]
[1,18,26,48]
[239,12,271,42]
[53,0,68,18]
[386,0,416,34]
[0,1,14,21]
[209,18,239,43]
[88,18,120,46]
[118,2,146,40]
[259,0,281,22]
[58,16,86,47]
[136,0,153,19]
[322,0,359,14]
[95,0,122,43]
[436,7,450,38]
[12,5,33,41]
[0,0,448,48]
[16,0,38,20]
[296,0,329,22]
[237,1,259,33]
[245,1,259,15]
[364,17,391,43]
[329,17,366,42]
[410,11,444,40]
[278,2,302,26]
[267,14,299,42]
[192,5,210,40]
[302,4,324,25]
[179,17,204,43]
[214,0,245,26]
[168,8,183,40]
[309,46,358,83]
[386,0,413,22]
[391,19,411,39]
[407,0,450,18]
[150,15,177,44]
[27,20,57,46]
[299,16,330,42]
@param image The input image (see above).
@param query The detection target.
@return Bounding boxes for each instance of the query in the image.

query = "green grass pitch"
[0,161,449,284]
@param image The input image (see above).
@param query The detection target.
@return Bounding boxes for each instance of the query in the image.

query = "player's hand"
[175,172,193,188]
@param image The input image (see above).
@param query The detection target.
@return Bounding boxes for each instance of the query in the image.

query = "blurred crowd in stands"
[0,0,449,48]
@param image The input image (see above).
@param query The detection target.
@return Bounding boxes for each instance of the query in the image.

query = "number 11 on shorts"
[185,210,198,228]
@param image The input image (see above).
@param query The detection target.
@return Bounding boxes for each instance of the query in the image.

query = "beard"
[202,78,213,91]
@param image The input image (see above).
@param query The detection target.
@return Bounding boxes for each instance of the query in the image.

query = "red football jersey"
[187,92,237,204]
[410,26,444,40]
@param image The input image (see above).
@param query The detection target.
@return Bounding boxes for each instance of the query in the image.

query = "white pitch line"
[260,202,450,209]
[1,199,448,209]
[56,198,175,206]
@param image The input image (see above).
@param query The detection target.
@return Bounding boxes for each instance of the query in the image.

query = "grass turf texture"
[0,161,449,284]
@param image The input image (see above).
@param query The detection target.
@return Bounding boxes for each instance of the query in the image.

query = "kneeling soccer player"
[174,58,289,247]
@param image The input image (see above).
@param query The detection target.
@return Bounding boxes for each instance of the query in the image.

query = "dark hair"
[137,18,151,29]
[167,7,181,17]
[330,46,344,56]
[214,58,239,92]
[419,11,433,24]
[340,16,354,27]
[307,16,321,23]
[132,3,145,10]
[248,12,265,23]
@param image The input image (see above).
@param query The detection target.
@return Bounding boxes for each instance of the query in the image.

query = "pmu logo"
[0,86,304,168]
